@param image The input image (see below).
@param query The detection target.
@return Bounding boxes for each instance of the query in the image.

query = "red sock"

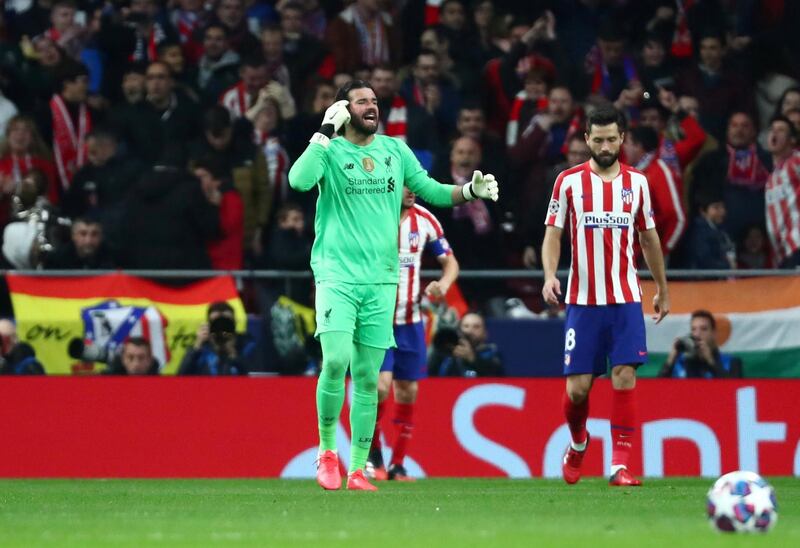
[371,399,388,453]
[390,402,414,467]
[563,392,589,445]
[611,388,636,468]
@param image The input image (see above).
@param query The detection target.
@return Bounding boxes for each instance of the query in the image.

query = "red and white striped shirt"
[395,204,451,325]
[545,161,656,306]
[219,82,251,119]
[765,151,800,265]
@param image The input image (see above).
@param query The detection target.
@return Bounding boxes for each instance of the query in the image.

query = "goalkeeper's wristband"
[309,131,331,148]
[461,182,478,201]
[319,123,335,138]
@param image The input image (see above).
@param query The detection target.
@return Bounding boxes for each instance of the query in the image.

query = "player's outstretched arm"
[639,228,670,323]
[401,142,499,207]
[450,170,500,205]
[288,100,351,192]
[541,225,562,306]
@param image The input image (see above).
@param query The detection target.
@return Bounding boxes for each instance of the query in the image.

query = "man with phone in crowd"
[179,301,255,375]
[658,310,743,378]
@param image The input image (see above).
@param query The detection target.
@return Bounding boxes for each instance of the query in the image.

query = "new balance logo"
[343,163,354,170]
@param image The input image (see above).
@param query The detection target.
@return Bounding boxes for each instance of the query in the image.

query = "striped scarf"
[671,0,695,59]
[50,95,91,191]
[506,90,548,146]
[351,8,388,67]
[727,144,769,190]
[378,95,407,141]
[254,133,290,205]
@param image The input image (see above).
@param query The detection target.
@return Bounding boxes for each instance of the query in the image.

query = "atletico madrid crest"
[621,188,633,205]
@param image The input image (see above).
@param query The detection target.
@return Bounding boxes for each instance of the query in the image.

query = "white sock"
[610,464,626,476]
[570,439,587,452]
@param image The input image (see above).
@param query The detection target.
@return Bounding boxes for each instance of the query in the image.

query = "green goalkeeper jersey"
[288,134,454,284]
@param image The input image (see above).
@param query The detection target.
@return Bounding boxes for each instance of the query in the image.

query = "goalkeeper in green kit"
[288,80,500,491]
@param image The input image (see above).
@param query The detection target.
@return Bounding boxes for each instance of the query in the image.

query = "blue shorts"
[379,322,427,381]
[563,303,647,377]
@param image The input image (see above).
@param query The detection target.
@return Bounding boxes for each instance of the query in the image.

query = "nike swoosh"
[638,351,647,356]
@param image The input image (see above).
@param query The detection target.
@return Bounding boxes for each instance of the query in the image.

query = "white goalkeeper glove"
[461,170,499,202]
[310,100,351,147]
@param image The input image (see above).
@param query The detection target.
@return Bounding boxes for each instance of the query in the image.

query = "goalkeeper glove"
[310,100,351,147]
[461,170,499,202]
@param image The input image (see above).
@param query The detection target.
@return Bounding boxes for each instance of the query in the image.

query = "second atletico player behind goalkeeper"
[367,187,459,481]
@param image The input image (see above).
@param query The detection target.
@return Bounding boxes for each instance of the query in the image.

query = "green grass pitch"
[0,478,797,546]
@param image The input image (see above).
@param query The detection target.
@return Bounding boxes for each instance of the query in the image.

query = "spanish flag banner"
[7,273,246,375]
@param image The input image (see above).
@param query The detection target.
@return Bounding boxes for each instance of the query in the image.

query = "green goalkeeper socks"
[317,333,386,473]
[348,342,385,473]
[317,333,351,452]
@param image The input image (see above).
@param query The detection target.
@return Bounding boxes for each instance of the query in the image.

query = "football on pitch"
[707,470,778,533]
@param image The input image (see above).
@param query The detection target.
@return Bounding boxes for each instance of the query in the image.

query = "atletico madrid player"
[367,187,459,481]
[541,106,670,487]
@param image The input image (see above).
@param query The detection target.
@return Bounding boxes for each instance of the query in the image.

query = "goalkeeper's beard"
[348,112,379,137]
[591,150,619,169]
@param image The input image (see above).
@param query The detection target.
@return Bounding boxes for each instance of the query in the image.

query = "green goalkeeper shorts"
[314,282,397,349]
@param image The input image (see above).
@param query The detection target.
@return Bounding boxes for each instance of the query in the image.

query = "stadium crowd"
[0,0,797,373]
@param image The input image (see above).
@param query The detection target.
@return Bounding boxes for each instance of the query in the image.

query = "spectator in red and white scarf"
[505,61,554,147]
[170,0,208,65]
[0,115,58,227]
[370,65,407,141]
[325,0,402,74]
[693,111,770,243]
[42,0,88,61]
[586,23,638,103]
[508,85,582,168]
[372,65,440,153]
[246,97,298,250]
[399,49,461,140]
[638,89,707,177]
[41,61,96,203]
[623,125,686,256]
[219,55,270,120]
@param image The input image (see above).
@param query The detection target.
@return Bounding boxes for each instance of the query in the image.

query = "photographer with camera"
[428,312,503,378]
[178,301,254,376]
[658,310,742,378]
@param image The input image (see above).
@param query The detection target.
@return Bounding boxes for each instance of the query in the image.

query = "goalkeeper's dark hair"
[335,79,374,103]
[586,106,627,134]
